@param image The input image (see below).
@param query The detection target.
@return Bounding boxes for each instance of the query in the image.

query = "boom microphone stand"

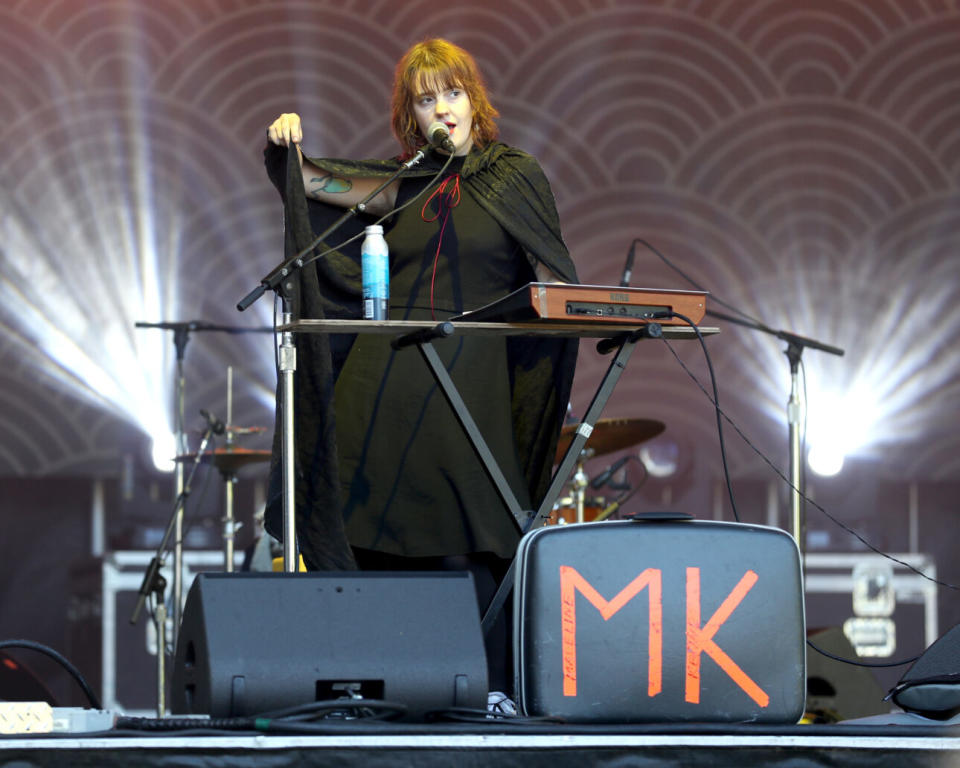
[134,321,275,627]
[620,237,844,555]
[129,417,220,716]
[706,308,844,557]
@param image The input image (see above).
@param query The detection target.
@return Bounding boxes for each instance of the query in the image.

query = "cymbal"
[555,417,665,464]
[227,425,267,436]
[176,447,272,473]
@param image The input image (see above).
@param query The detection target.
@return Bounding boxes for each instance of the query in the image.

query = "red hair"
[391,38,499,158]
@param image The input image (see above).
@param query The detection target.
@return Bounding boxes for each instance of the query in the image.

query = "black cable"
[116,716,256,731]
[595,456,649,520]
[424,707,565,724]
[658,332,959,592]
[175,433,218,548]
[115,698,410,733]
[805,637,920,669]
[632,237,768,329]
[255,698,408,722]
[656,315,947,670]
[0,640,101,710]
[657,312,740,522]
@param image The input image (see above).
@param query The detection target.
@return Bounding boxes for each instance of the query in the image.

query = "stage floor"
[3,720,960,768]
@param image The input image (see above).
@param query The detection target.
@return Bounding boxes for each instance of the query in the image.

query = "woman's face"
[412,80,474,156]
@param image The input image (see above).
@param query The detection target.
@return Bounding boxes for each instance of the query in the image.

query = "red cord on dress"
[420,174,461,320]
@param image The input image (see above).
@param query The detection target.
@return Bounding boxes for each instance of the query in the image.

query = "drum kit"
[549,417,664,525]
[175,415,667,546]
[172,414,664,568]
[173,410,665,558]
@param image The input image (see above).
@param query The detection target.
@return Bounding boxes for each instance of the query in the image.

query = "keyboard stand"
[281,318,718,635]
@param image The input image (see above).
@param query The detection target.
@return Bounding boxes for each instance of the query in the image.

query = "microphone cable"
[653,312,948,671]
[657,313,959,592]
[649,310,741,523]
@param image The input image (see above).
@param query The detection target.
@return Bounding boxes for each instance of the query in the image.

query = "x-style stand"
[283,317,716,635]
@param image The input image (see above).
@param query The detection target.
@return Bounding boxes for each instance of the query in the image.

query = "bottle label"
[361,237,389,321]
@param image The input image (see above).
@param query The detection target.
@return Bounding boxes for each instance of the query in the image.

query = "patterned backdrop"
[1,1,959,527]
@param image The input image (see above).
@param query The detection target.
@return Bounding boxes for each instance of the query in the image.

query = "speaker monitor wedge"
[171,571,488,720]
[891,622,960,719]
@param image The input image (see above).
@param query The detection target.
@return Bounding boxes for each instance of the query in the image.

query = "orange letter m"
[560,566,662,698]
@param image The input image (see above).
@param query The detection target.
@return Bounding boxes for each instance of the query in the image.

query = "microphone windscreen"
[427,121,449,146]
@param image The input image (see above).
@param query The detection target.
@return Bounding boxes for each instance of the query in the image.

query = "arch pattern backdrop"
[1,0,958,510]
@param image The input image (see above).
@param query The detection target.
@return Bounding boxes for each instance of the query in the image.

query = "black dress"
[262,142,578,571]
[336,159,535,559]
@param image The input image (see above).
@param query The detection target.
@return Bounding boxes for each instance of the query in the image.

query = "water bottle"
[361,224,389,320]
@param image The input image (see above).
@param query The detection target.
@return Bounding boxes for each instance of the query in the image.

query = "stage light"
[731,255,959,482]
[805,388,873,477]
[150,432,177,473]
[0,78,276,474]
[807,444,844,477]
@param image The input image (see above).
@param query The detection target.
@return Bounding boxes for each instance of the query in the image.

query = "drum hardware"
[554,417,665,465]
[175,367,270,573]
[551,417,663,525]
[548,496,606,526]
[571,452,589,524]
[173,446,271,571]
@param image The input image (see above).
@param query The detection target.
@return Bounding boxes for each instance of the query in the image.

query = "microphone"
[426,121,457,154]
[590,455,630,489]
[199,409,226,436]
[619,240,637,287]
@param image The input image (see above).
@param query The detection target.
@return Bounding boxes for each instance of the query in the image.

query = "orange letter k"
[685,567,769,707]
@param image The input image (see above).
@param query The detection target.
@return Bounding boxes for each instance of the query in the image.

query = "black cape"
[263,141,578,570]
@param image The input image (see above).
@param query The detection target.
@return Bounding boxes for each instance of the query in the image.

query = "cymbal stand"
[151,575,167,717]
[786,342,804,558]
[571,453,589,523]
[222,366,238,572]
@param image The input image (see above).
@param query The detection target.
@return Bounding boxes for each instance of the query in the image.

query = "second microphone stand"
[707,308,844,557]
[129,419,220,716]
[237,144,438,571]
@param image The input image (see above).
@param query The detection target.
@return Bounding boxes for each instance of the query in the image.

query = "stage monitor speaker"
[890,622,960,719]
[805,627,888,722]
[171,572,488,720]
[513,516,805,723]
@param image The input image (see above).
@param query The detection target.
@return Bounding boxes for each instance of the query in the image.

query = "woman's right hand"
[266,113,303,147]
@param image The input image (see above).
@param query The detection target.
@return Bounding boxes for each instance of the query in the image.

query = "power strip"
[0,702,116,734]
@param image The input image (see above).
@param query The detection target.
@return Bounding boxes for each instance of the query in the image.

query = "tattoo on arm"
[308,173,352,197]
